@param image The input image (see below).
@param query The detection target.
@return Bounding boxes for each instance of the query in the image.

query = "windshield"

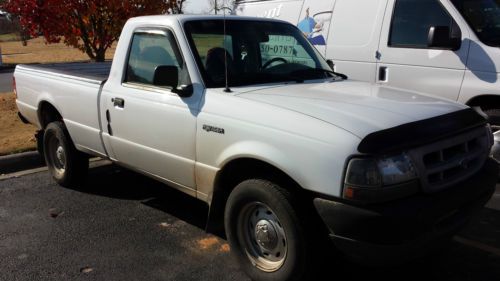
[451,0,500,47]
[184,20,334,88]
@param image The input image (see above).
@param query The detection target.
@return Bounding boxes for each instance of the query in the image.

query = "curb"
[0,65,15,73]
[0,151,44,175]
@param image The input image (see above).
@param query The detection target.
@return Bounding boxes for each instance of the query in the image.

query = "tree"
[1,0,187,62]
[168,0,186,14]
[208,0,235,14]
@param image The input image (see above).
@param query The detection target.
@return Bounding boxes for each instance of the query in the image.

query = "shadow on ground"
[67,164,209,230]
[66,164,500,281]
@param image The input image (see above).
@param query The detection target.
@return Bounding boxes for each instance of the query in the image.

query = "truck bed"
[19,62,112,83]
[15,61,113,158]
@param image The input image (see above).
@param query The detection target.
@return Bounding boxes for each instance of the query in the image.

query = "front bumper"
[313,158,498,265]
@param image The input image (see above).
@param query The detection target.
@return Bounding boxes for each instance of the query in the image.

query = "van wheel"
[43,121,88,187]
[225,179,314,281]
[483,109,500,131]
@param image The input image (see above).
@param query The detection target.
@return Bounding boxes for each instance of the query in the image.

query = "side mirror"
[326,59,335,71]
[153,65,178,89]
[153,65,193,97]
[427,26,461,51]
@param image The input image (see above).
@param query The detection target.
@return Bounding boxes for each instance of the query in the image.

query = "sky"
[184,0,212,14]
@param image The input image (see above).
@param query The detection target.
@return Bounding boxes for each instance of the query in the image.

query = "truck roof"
[128,14,287,25]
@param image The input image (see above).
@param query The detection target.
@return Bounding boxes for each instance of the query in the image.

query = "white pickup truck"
[14,15,498,281]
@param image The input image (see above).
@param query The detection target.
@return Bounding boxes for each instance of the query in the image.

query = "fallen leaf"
[80,267,93,274]
[159,222,171,228]
[197,237,219,250]
[49,208,64,218]
[219,244,230,253]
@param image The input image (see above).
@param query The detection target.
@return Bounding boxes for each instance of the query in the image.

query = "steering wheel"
[262,57,288,69]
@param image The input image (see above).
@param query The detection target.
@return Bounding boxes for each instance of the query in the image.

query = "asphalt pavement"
[1,164,499,281]
[0,70,13,92]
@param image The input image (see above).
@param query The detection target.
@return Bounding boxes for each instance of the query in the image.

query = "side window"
[260,35,315,68]
[389,0,459,48]
[126,30,189,87]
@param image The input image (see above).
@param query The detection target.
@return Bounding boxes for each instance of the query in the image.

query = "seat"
[205,47,234,84]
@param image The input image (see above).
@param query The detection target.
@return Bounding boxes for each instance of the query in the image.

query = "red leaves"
[1,0,183,61]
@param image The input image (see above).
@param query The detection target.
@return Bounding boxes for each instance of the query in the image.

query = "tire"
[483,109,500,131]
[224,179,316,281]
[35,130,45,164]
[43,121,88,187]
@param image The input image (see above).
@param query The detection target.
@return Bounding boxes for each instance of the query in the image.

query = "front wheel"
[43,121,88,187]
[225,179,314,281]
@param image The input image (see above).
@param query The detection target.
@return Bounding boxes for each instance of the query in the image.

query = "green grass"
[0,33,20,42]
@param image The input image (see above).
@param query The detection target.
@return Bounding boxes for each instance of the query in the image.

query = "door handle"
[112,97,125,108]
[106,110,113,136]
[378,66,388,82]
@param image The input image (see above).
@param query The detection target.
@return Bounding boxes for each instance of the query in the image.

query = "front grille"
[409,126,491,193]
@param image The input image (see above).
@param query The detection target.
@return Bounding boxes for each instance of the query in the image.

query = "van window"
[125,31,189,87]
[389,0,458,48]
[451,0,500,47]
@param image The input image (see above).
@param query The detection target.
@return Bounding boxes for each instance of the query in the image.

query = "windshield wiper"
[291,68,348,81]
[256,72,306,84]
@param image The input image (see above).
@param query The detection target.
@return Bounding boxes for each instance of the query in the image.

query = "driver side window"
[389,0,459,48]
[125,30,190,88]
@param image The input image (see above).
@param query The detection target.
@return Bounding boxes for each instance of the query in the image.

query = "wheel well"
[38,102,63,129]
[207,158,302,236]
[467,95,500,111]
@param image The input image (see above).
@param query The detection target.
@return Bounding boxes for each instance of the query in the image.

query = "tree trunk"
[94,48,106,62]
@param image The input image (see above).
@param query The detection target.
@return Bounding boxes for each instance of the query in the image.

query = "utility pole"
[214,0,218,14]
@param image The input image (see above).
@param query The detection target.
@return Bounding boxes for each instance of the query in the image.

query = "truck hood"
[233,80,467,138]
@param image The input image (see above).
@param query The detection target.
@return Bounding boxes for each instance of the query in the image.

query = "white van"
[235,0,500,126]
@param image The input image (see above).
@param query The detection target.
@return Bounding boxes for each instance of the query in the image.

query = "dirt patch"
[196,237,231,253]
[0,92,37,155]
[0,37,116,64]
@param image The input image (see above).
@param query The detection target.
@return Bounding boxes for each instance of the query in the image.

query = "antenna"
[223,3,232,93]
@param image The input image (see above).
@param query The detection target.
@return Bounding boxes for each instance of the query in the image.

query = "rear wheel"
[35,130,45,164]
[43,121,88,187]
[225,179,316,281]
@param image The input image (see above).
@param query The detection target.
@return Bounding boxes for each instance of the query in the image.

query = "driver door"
[100,28,199,191]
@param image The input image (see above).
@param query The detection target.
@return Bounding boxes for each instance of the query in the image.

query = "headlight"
[343,153,417,202]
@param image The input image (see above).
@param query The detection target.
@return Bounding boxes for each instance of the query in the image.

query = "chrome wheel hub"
[56,146,66,167]
[255,220,278,250]
[47,136,66,175]
[237,202,287,272]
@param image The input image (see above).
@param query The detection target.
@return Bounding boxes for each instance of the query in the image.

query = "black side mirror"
[153,65,178,88]
[153,65,192,97]
[326,59,335,71]
[427,26,461,51]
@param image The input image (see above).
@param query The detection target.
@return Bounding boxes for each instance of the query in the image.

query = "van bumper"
[313,158,498,265]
